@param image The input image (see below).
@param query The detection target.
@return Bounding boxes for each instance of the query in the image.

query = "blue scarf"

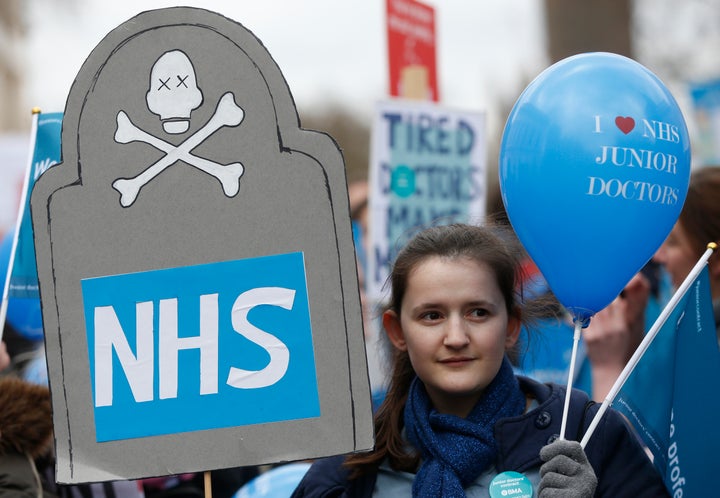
[404,357,526,497]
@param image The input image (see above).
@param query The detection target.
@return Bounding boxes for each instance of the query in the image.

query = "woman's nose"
[443,316,470,347]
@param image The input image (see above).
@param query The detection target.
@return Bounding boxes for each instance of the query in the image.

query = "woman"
[293,223,667,497]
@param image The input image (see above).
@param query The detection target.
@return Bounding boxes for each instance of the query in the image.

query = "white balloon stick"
[560,319,583,440]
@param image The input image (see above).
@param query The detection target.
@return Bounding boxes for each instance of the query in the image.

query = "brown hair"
[678,166,720,258]
[345,222,548,477]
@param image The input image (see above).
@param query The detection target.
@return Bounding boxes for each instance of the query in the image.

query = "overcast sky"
[7,0,718,232]
[24,0,547,131]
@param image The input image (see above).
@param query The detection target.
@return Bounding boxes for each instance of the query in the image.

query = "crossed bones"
[112,92,245,207]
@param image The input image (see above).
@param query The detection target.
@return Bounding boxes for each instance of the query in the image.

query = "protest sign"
[366,99,486,302]
[386,0,438,101]
[30,7,372,483]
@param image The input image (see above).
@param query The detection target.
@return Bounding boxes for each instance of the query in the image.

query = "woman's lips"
[439,356,474,366]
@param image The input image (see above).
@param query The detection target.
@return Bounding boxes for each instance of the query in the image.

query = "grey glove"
[538,439,598,497]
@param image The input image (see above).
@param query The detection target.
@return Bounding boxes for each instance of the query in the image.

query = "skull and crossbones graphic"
[112,50,245,207]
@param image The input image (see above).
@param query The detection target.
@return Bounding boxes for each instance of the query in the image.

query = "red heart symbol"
[615,116,635,134]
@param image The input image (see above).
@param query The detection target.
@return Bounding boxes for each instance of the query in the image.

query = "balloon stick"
[580,243,717,448]
[559,318,583,440]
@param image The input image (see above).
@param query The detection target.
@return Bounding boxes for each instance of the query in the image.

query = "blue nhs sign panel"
[81,252,319,442]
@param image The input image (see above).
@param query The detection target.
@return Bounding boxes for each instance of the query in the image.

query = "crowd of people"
[3,166,720,496]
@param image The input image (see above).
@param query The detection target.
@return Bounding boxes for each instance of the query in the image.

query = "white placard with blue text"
[367,100,487,301]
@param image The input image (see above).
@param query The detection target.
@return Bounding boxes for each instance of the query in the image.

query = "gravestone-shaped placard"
[31,7,373,484]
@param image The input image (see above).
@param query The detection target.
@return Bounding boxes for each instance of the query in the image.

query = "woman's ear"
[505,313,521,350]
[383,309,407,351]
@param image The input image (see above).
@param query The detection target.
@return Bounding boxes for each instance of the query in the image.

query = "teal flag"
[615,266,720,496]
[1,112,61,341]
[11,112,62,299]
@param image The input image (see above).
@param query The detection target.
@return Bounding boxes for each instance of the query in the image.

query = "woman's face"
[653,221,697,289]
[383,256,519,418]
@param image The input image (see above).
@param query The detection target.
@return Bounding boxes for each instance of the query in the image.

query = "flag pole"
[580,242,717,448]
[0,108,41,340]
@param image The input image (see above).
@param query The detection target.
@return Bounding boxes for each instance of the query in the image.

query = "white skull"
[146,50,203,134]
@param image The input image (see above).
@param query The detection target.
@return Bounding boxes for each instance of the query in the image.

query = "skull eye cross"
[112,50,245,207]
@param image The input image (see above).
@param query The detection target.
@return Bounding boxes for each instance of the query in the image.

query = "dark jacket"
[292,377,670,497]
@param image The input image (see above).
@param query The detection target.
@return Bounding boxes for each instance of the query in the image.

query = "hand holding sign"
[499,52,690,325]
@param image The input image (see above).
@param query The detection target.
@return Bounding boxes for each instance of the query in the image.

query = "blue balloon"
[234,463,311,498]
[499,52,690,324]
[0,230,44,341]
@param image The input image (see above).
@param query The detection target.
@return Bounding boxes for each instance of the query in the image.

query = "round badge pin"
[489,471,533,498]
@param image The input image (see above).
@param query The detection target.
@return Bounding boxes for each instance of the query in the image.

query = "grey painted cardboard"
[30,7,373,484]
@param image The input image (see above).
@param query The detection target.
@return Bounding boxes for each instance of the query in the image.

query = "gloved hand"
[538,439,598,497]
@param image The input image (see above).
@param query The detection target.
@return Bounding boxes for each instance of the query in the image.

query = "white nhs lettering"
[93,286,296,407]
[641,119,680,143]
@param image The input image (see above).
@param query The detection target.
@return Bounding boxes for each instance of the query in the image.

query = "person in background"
[653,166,720,329]
[584,165,720,401]
[0,374,55,497]
[292,223,667,497]
[581,272,651,401]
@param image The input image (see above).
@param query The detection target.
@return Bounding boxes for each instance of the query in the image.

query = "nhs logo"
[81,252,319,442]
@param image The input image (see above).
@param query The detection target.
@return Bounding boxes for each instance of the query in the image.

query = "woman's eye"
[421,311,442,321]
[470,308,489,318]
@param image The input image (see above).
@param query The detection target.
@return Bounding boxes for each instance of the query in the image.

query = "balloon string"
[560,319,582,440]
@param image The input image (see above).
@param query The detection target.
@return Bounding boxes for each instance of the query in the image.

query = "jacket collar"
[494,377,592,473]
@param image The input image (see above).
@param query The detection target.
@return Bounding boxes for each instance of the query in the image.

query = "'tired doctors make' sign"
[366,100,487,302]
[82,252,317,442]
[31,7,372,483]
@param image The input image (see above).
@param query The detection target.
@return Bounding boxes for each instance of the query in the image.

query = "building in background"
[0,0,27,132]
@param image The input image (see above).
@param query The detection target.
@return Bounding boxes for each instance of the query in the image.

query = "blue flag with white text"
[10,112,63,299]
[1,112,61,341]
[614,266,720,495]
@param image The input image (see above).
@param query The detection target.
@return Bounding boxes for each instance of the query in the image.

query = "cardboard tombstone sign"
[31,7,373,484]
